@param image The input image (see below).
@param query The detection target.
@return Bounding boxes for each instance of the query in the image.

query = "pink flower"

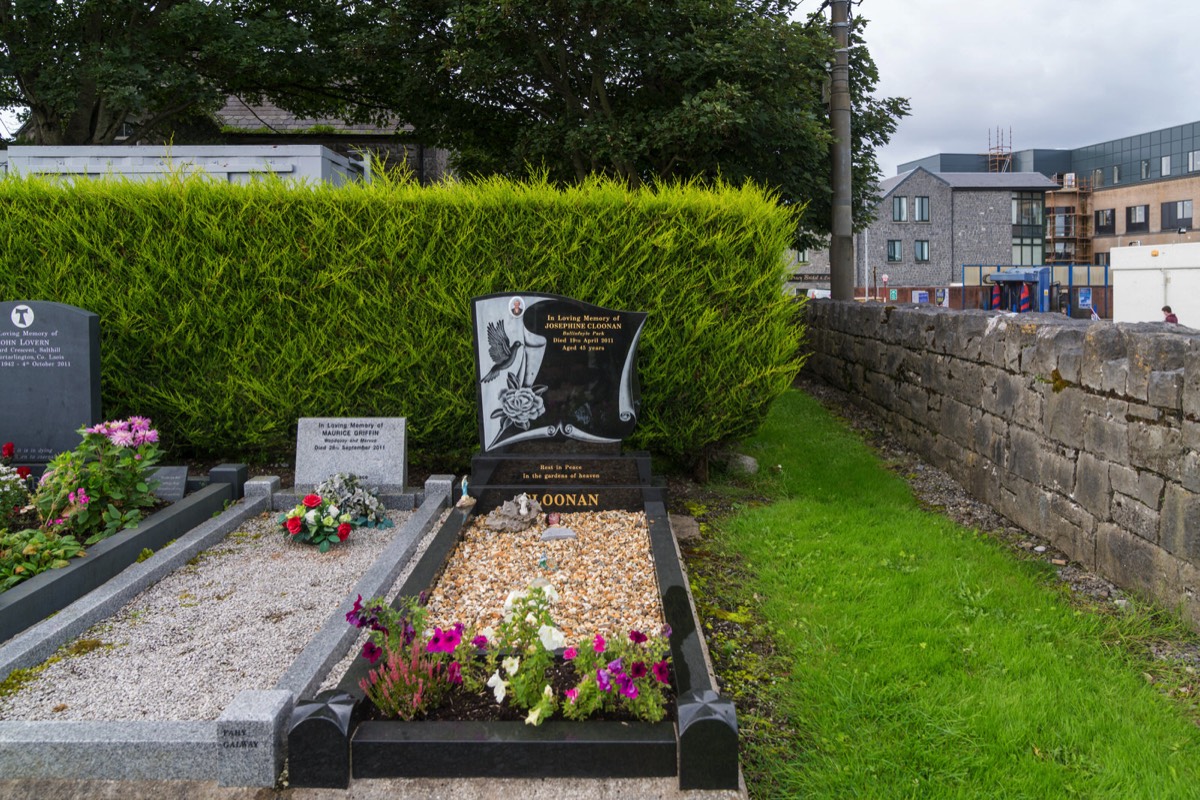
[361,641,383,664]
[129,416,151,431]
[652,660,670,684]
[629,629,648,644]
[592,634,606,654]
[302,494,322,508]
[563,647,578,661]
[630,661,648,679]
[107,429,136,447]
[565,688,579,703]
[447,662,463,685]
[472,635,489,649]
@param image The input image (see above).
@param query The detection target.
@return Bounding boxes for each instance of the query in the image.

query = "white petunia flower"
[487,671,508,704]
[524,706,543,726]
[538,625,566,652]
[502,656,521,676]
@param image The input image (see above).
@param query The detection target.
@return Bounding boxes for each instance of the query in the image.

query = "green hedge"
[0,172,804,469]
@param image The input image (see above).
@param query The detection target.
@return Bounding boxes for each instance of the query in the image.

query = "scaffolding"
[1044,173,1092,266]
[987,127,1013,173]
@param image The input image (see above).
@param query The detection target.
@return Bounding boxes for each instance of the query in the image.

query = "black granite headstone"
[471,293,647,453]
[0,301,101,463]
[149,466,189,503]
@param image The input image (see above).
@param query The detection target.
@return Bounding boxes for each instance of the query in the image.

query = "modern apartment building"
[796,120,1200,301]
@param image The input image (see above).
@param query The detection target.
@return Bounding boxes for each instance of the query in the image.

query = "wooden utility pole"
[829,0,854,300]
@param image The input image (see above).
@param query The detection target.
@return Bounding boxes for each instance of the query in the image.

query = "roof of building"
[878,167,1057,197]
[936,171,1059,189]
[216,96,410,135]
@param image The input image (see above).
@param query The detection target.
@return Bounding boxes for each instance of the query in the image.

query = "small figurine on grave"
[483,492,541,532]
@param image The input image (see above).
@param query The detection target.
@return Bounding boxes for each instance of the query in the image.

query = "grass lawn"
[685,388,1200,799]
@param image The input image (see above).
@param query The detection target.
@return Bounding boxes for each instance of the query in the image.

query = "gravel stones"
[425,510,665,645]
[0,509,412,722]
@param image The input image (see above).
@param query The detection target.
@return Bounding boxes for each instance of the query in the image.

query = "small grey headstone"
[540,526,577,541]
[149,466,189,502]
[294,417,406,491]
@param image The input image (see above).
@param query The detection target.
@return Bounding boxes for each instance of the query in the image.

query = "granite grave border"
[0,476,456,786]
[287,487,740,792]
[0,465,248,644]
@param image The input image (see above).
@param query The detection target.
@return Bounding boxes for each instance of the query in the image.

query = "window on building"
[914,240,929,262]
[915,196,930,222]
[1141,160,1150,180]
[1162,155,1171,177]
[1011,192,1044,265]
[892,196,907,222]
[1162,200,1193,230]
[1091,168,1103,188]
[886,240,902,262]
[1094,252,1110,267]
[1111,165,1120,185]
[1012,192,1043,228]
[1012,238,1042,265]
[1191,151,1200,173]
[1094,209,1115,235]
[1047,206,1076,237]
[1126,205,1149,233]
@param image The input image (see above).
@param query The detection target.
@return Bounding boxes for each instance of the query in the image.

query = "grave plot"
[0,411,459,787]
[289,294,739,792]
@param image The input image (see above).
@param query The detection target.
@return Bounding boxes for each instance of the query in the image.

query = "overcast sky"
[830,0,1200,177]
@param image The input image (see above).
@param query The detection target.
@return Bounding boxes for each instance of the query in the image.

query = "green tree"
[0,1,349,145]
[339,0,908,245]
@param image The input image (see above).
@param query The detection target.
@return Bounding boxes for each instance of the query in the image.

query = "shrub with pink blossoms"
[34,417,164,544]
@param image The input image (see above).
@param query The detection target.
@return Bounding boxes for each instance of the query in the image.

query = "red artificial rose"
[1,442,12,459]
[16,467,31,480]
[337,523,352,542]
[302,494,322,508]
[286,516,303,535]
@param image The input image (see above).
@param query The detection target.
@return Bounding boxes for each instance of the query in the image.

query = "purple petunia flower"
[361,641,383,664]
[346,595,365,627]
[619,680,639,699]
[427,628,445,653]
[630,661,648,679]
[629,630,648,644]
[607,657,623,674]
[661,623,673,638]
[596,668,613,693]
[472,635,489,649]
[652,660,670,684]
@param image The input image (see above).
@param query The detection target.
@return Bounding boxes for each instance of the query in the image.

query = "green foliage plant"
[34,418,163,545]
[314,473,393,528]
[0,526,85,592]
[0,171,803,470]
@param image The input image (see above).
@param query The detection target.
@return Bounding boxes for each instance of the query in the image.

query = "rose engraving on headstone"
[471,293,647,452]
[0,300,101,464]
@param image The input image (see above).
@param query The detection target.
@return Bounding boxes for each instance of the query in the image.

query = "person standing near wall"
[1163,305,1180,323]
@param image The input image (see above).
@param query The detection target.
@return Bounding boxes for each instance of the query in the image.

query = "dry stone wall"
[803,300,1200,624]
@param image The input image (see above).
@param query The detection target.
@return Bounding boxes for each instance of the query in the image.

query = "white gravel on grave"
[0,508,414,723]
